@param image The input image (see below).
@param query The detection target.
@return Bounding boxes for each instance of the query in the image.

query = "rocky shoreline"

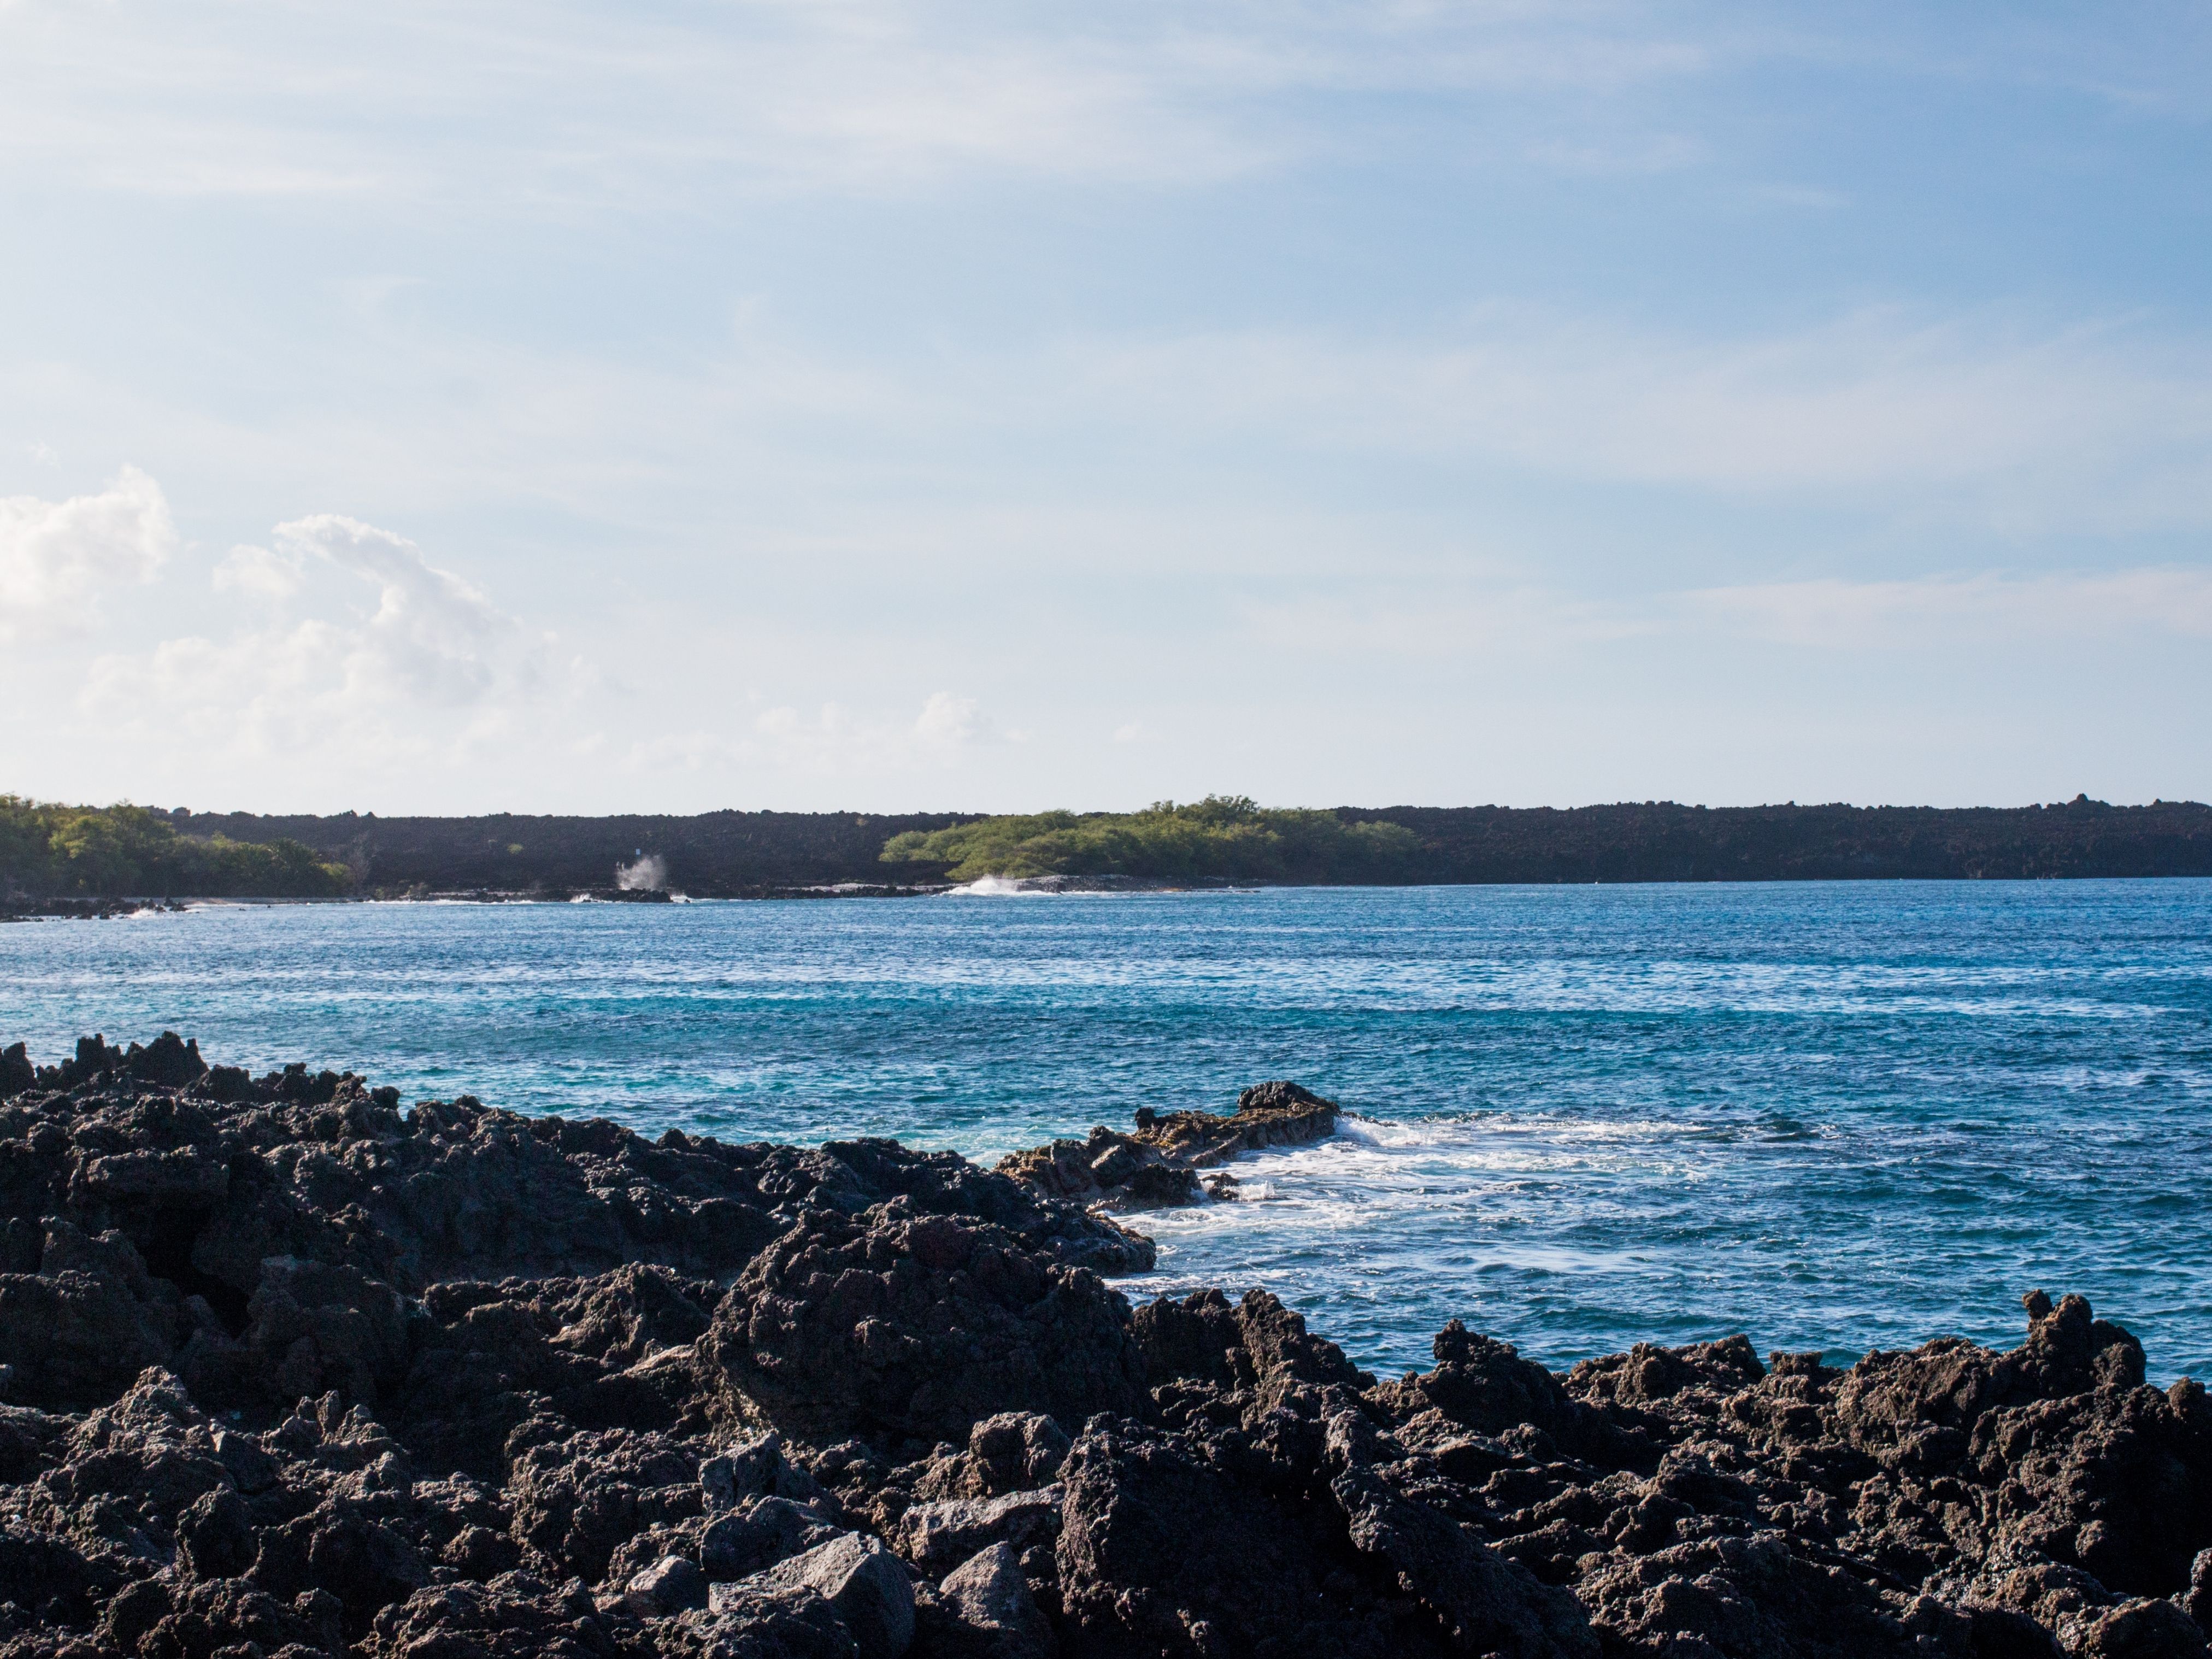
[0,1034,2204,1659]
[995,1082,1340,1210]
[0,901,190,924]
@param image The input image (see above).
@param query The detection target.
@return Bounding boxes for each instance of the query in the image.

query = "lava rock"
[628,1552,711,1615]
[996,1081,1338,1213]
[0,1035,2202,1659]
[704,1203,1149,1444]
[739,1532,914,1658]
[936,1542,1053,1659]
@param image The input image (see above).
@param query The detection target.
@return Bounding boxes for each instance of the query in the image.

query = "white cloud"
[84,509,570,763]
[211,542,302,599]
[271,513,530,706]
[0,464,174,635]
[915,691,986,748]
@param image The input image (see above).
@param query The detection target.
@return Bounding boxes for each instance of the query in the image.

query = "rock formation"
[995,1081,1339,1209]
[0,1036,2205,1659]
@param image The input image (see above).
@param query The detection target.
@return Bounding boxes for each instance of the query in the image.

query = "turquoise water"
[3,883,2209,1382]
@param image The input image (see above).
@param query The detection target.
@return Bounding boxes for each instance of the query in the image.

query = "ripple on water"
[2,880,2209,1379]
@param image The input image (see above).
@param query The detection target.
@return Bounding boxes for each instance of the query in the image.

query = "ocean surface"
[3,881,2208,1383]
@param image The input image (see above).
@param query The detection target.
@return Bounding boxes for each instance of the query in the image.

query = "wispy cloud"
[1693,568,2212,647]
[0,1,1725,203]
[1064,307,2212,528]
[8,4,2199,208]
[1237,564,2212,663]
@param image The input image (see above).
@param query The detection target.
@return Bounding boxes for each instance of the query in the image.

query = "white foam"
[949,877,1054,897]
[1335,1112,1473,1149]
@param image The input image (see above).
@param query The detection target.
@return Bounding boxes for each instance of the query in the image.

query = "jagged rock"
[888,1487,1060,1577]
[703,1497,846,1581]
[1136,1285,1373,1410]
[936,1542,1053,1659]
[363,1572,620,1659]
[1324,1409,1596,1657]
[1056,1416,1414,1657]
[628,1552,711,1615]
[703,1432,825,1513]
[0,1267,177,1405]
[2060,1597,2211,1657]
[1374,1320,1634,1464]
[686,1581,860,1657]
[952,1414,1070,1498]
[997,1081,1338,1213]
[704,1203,1149,1445]
[0,1036,2201,1659]
[0,1047,1145,1422]
[740,1533,913,1658]
[177,1484,255,1578]
[506,1423,705,1582]
[2185,1548,2212,1628]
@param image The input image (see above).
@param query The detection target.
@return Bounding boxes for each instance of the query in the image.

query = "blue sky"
[2,1,2208,813]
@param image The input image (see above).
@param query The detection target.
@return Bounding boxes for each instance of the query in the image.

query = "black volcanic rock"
[997,1081,1339,1211]
[704,1204,1150,1446]
[0,1036,2204,1659]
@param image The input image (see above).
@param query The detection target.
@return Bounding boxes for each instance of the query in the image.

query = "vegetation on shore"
[0,797,351,899]
[9,796,2212,897]
[879,795,1424,883]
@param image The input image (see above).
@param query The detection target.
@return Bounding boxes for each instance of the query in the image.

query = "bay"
[4,880,2208,1381]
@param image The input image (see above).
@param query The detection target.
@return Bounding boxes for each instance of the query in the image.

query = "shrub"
[881,796,1424,884]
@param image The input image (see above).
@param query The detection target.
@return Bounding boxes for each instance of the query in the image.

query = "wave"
[1334,1111,1476,1149]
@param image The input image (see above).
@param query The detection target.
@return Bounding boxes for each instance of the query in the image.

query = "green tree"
[0,796,353,898]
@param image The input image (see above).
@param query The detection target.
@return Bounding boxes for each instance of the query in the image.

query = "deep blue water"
[3,882,2209,1382]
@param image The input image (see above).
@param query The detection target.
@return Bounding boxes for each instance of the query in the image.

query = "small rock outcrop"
[0,1036,2203,1659]
[995,1080,1340,1210]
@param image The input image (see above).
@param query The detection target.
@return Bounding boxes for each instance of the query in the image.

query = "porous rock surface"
[995,1081,1339,1210]
[0,1036,2205,1659]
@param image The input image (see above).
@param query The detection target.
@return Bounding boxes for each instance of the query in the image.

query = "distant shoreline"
[8,795,2212,905]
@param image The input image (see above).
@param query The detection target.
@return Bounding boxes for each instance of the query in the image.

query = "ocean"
[4,880,2208,1382]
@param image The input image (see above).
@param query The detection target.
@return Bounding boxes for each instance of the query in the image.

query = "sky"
[2,1,2209,815]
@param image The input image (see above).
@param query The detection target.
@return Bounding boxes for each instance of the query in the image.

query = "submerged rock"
[0,1036,2202,1659]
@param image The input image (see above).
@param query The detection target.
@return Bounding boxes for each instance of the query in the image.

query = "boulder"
[937,1542,1052,1659]
[704,1203,1148,1444]
[738,1533,914,1658]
